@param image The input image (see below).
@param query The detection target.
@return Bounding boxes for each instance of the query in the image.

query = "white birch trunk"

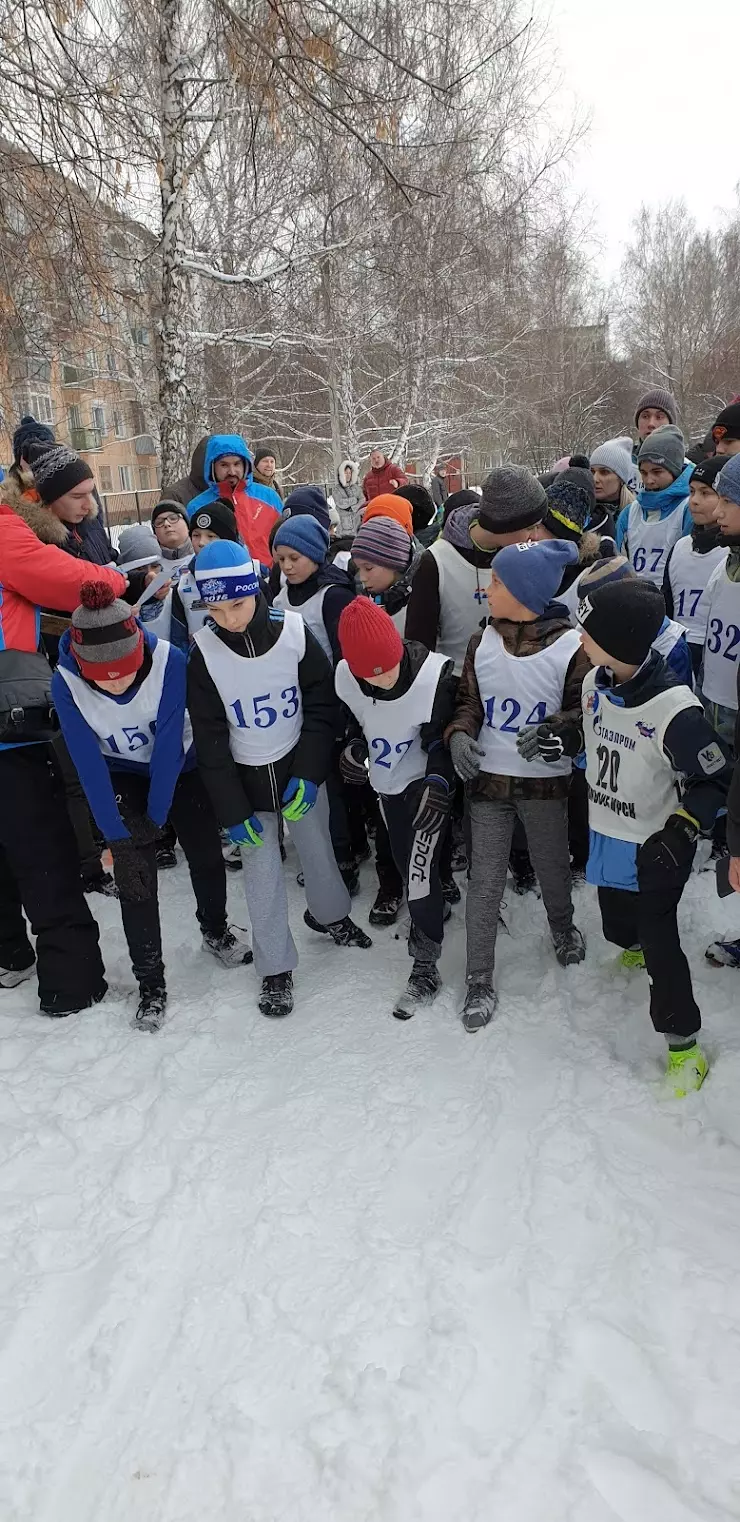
[158,0,191,481]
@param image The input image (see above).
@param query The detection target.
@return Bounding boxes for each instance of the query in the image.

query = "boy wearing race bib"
[187,542,371,1020]
[701,455,740,969]
[169,498,240,648]
[335,599,457,1019]
[697,452,740,753]
[615,425,692,586]
[446,539,589,1033]
[52,582,249,1031]
[662,456,727,679]
[530,578,730,1095]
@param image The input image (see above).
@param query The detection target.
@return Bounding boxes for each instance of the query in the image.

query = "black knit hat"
[691,455,727,490]
[151,498,189,528]
[577,578,665,666]
[12,413,55,466]
[478,466,546,534]
[25,440,93,505]
[395,482,436,532]
[253,443,278,469]
[543,467,596,542]
[190,499,239,542]
[712,401,740,445]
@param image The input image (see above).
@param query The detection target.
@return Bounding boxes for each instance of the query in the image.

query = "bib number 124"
[484,697,547,733]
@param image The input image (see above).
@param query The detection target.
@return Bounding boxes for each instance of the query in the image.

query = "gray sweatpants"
[466,796,574,978]
[239,785,351,977]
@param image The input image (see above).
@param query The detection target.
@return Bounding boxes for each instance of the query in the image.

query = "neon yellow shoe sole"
[666,1044,709,1097]
[620,947,645,970]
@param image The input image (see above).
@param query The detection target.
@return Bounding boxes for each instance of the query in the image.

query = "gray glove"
[449,731,485,782]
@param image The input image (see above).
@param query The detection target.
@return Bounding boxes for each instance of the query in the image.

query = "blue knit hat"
[493,538,578,614]
[282,485,331,532]
[716,453,740,508]
[273,515,330,563]
[194,540,260,602]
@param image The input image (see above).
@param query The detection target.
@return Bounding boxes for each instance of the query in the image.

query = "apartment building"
[0,144,162,528]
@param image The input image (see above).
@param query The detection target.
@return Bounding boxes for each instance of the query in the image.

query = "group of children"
[22,416,740,1100]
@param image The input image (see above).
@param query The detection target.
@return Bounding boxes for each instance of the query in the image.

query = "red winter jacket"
[0,485,125,653]
[361,460,409,501]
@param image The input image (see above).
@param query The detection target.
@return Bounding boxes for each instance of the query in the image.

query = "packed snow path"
[2,850,740,1521]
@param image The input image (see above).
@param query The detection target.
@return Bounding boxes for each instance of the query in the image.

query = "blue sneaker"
[705,937,740,968]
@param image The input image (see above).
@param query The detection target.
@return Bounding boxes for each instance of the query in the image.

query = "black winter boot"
[134,985,167,1032]
[259,972,294,1018]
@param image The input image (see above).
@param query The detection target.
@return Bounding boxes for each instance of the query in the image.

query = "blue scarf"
[636,462,693,519]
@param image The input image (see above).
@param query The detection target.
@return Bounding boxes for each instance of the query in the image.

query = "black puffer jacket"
[187,594,339,825]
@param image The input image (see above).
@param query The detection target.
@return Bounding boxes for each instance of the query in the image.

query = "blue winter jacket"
[614,464,694,553]
[51,628,194,841]
[186,433,282,519]
[584,650,730,892]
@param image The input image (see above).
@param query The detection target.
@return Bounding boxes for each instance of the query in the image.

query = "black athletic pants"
[380,782,446,959]
[0,745,106,1011]
[113,767,228,992]
[53,732,104,880]
[598,882,701,1039]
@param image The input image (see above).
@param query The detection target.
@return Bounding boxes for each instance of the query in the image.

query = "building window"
[67,404,82,433]
[129,400,145,435]
[91,403,107,436]
[85,349,99,377]
[99,466,113,493]
[106,351,118,377]
[119,465,134,492]
[25,392,53,424]
[130,326,149,348]
[113,409,125,439]
[138,467,151,489]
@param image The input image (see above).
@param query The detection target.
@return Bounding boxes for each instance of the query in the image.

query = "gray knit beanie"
[590,437,638,489]
[478,466,547,534]
[716,454,740,508]
[117,523,162,572]
[634,388,677,428]
[637,424,686,480]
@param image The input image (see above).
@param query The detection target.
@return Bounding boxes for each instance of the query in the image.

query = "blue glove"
[281,777,318,821]
[227,815,264,849]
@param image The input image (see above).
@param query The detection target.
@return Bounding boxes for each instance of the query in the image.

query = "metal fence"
[100,490,160,545]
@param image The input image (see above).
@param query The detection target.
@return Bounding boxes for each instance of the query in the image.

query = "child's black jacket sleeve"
[663,705,732,832]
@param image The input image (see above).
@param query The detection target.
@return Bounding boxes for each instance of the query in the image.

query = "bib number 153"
[230,686,299,729]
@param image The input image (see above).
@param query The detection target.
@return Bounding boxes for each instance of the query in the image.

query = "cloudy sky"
[549,0,740,275]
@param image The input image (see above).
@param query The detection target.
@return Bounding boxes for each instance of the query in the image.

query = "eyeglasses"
[156,513,182,527]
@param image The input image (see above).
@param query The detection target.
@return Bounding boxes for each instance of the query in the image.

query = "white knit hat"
[589,437,638,490]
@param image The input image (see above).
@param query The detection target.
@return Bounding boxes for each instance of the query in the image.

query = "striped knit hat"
[351,515,412,571]
[70,582,144,680]
[193,540,260,602]
[25,440,94,505]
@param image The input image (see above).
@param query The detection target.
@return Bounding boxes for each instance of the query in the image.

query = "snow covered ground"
[3,848,740,1522]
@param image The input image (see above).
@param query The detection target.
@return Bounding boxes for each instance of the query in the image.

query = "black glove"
[110,838,155,902]
[637,812,698,890]
[516,720,581,764]
[113,795,161,847]
[340,736,369,786]
[412,774,451,834]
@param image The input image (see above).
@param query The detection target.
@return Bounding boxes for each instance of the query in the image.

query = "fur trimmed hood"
[0,477,70,546]
[337,459,359,486]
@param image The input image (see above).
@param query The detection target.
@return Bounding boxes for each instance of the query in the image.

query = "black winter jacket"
[187,594,339,825]
[270,562,356,663]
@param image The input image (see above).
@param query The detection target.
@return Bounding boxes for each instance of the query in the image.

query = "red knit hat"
[338,598,404,679]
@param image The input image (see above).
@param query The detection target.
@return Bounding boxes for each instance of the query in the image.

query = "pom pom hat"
[70,582,144,680]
